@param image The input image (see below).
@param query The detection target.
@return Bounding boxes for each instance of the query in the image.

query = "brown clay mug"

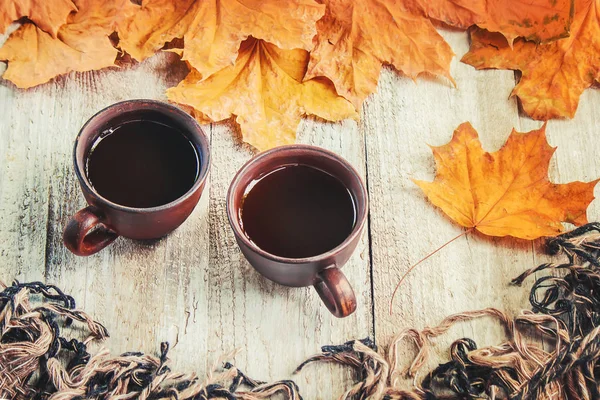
[227,145,368,318]
[63,100,210,256]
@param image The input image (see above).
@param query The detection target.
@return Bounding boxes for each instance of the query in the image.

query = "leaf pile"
[415,122,598,240]
[0,0,134,89]
[305,0,574,109]
[0,0,576,149]
[463,0,600,120]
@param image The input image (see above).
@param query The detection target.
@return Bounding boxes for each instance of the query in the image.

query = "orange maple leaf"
[117,0,325,79]
[0,0,77,38]
[0,0,135,89]
[304,0,455,109]
[462,0,600,120]
[167,38,358,151]
[415,122,598,240]
[305,0,572,109]
[406,0,573,44]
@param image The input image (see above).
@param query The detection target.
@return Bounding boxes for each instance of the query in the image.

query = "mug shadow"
[249,267,321,318]
[132,234,171,247]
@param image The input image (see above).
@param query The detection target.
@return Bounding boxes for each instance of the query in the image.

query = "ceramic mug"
[63,100,210,256]
[227,145,368,318]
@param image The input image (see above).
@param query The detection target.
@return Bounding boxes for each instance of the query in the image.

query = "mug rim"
[227,144,368,264]
[73,99,211,213]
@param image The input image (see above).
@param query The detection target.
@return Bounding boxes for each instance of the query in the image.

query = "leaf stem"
[389,227,474,315]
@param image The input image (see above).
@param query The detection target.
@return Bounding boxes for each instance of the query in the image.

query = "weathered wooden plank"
[518,91,600,218]
[0,51,212,374]
[365,29,543,385]
[0,35,372,397]
[519,82,600,310]
[204,118,372,398]
[0,24,52,281]
[44,56,214,372]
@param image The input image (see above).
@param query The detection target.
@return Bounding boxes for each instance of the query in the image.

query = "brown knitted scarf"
[2,223,599,399]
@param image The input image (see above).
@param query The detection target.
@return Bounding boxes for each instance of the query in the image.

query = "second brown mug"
[227,145,368,318]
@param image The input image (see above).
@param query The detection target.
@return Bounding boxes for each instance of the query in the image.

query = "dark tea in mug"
[240,164,356,258]
[227,145,366,317]
[86,120,200,208]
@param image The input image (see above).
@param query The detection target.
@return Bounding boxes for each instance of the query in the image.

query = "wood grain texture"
[0,48,213,373]
[0,27,372,398]
[204,119,372,398]
[365,29,599,387]
[1,23,599,399]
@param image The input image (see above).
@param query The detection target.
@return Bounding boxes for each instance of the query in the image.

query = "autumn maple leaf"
[305,0,573,109]
[167,38,358,151]
[305,0,455,109]
[117,0,325,79]
[0,0,77,38]
[406,0,574,44]
[415,122,598,240]
[0,0,135,89]
[462,0,600,120]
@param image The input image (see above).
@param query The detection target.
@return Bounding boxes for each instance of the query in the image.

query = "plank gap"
[362,112,378,343]
[43,187,54,282]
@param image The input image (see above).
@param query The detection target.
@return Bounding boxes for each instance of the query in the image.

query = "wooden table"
[1,27,599,398]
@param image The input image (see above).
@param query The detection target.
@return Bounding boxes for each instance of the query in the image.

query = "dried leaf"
[0,0,135,88]
[405,0,573,44]
[462,0,600,120]
[305,0,572,109]
[415,122,598,240]
[0,0,77,37]
[305,0,456,109]
[117,0,325,78]
[167,38,358,151]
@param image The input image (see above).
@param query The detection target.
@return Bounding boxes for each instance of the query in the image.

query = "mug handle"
[314,267,357,318]
[63,206,118,256]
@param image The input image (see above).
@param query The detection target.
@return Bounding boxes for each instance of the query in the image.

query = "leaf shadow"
[116,51,190,89]
[212,118,258,153]
[302,113,355,126]
[430,20,468,33]
[3,49,191,93]
[469,228,543,254]
[382,64,455,89]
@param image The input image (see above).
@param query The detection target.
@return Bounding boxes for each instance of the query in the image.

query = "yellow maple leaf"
[167,38,358,151]
[461,0,600,120]
[117,0,325,79]
[0,0,135,89]
[415,122,598,240]
[0,0,77,38]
